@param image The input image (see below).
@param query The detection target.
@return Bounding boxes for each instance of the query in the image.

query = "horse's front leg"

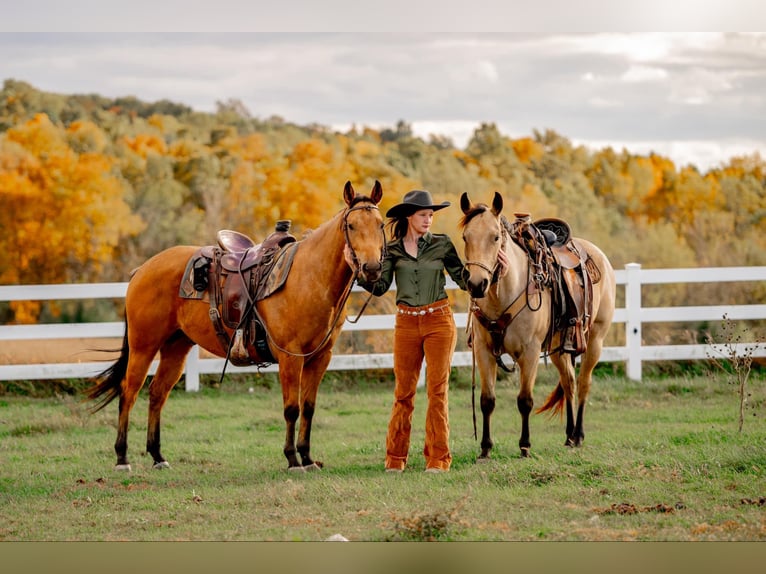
[474,342,498,462]
[295,352,332,471]
[517,352,540,457]
[279,358,304,470]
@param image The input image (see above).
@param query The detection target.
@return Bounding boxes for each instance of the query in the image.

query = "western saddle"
[509,212,602,357]
[180,220,298,367]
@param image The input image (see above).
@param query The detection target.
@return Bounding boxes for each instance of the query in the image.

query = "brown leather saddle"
[510,213,602,357]
[179,220,298,367]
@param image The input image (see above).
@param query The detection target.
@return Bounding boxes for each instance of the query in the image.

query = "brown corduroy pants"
[385,299,457,472]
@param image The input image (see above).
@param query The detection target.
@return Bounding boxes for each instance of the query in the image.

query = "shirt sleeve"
[442,237,467,291]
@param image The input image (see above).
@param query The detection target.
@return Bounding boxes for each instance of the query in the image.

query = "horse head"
[459,191,505,299]
[342,180,385,283]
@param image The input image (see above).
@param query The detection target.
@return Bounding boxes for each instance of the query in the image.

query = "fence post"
[185,345,201,392]
[625,262,643,381]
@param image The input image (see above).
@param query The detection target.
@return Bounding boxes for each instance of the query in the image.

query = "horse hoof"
[520,447,530,458]
[153,461,171,470]
[114,464,132,472]
[476,456,491,464]
[303,462,323,472]
[288,465,307,473]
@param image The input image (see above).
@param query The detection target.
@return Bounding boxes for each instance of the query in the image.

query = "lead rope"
[471,320,479,440]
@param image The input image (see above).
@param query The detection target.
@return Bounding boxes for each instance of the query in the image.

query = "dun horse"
[459,192,616,459]
[86,181,385,472]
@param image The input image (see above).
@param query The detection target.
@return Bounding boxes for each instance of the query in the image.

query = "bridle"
[265,199,386,359]
[342,202,388,271]
[342,201,387,324]
[462,218,505,287]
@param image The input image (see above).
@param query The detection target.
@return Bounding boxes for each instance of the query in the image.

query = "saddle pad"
[258,242,298,300]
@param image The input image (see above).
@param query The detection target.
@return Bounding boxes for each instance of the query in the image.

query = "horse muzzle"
[359,260,382,283]
[466,276,490,299]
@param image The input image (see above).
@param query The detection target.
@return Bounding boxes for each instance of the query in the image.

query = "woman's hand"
[497,248,510,278]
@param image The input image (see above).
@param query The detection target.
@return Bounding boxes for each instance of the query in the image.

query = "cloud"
[1,32,764,171]
[621,65,668,83]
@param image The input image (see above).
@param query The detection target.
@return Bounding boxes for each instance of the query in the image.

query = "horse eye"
[494,235,500,242]
[347,223,355,231]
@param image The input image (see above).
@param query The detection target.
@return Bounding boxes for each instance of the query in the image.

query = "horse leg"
[114,349,155,471]
[146,332,194,469]
[295,351,332,470]
[550,350,578,447]
[473,345,498,461]
[278,357,305,470]
[516,352,540,457]
[571,320,608,447]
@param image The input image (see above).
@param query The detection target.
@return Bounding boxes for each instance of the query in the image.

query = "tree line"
[1,79,764,339]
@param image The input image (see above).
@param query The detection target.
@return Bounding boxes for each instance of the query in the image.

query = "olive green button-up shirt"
[357,232,467,306]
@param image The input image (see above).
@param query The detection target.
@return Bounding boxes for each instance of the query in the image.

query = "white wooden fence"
[1,263,765,388]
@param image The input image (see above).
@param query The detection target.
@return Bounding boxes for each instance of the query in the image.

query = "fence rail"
[2,263,766,388]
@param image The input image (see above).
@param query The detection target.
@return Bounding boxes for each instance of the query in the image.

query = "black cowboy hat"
[385,190,451,218]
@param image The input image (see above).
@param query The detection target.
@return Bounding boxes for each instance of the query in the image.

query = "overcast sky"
[2,3,765,172]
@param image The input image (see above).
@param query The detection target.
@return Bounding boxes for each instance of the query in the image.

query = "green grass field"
[1,367,764,542]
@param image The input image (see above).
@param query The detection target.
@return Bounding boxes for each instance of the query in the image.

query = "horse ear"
[460,192,472,214]
[491,191,503,215]
[370,180,383,205]
[343,181,355,206]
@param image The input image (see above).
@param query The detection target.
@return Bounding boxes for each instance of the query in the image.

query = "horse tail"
[84,319,129,413]
[535,382,565,419]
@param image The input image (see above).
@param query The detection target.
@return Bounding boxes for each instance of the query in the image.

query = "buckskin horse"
[86,181,385,472]
[459,191,616,459]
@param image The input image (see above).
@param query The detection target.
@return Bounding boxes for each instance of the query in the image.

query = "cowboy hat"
[385,190,451,218]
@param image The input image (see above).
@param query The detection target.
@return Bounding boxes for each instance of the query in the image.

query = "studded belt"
[397,300,451,316]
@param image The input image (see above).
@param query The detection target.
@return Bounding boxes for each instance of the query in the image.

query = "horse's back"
[125,246,209,345]
[128,246,198,299]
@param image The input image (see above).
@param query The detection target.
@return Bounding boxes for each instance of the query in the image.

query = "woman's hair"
[387,216,410,241]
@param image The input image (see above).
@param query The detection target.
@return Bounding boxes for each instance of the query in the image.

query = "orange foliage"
[0,114,143,307]
[123,133,167,157]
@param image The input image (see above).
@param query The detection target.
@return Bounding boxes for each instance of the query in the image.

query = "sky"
[2,2,765,172]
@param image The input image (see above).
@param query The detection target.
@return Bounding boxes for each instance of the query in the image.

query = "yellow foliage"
[511,137,544,164]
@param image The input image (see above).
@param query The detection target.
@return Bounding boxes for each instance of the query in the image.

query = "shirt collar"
[393,231,433,249]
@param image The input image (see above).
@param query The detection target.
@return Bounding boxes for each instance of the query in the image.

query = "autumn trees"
[1,80,765,328]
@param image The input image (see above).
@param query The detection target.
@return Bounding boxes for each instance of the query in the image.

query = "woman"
[350,189,506,474]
